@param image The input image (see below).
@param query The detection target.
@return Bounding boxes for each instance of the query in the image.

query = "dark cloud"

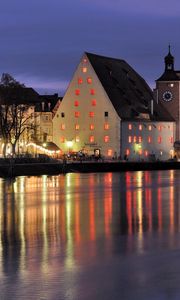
[0,0,180,95]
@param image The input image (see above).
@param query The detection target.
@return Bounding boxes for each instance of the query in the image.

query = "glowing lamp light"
[66,141,73,148]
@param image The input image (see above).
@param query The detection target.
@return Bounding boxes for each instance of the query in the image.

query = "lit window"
[169,137,173,143]
[87,77,92,84]
[74,100,79,107]
[158,136,162,144]
[75,124,80,130]
[91,99,96,106]
[75,136,80,142]
[104,123,109,130]
[126,149,130,156]
[90,124,94,130]
[61,124,65,130]
[133,136,137,143]
[158,125,162,131]
[75,111,80,118]
[128,124,132,130]
[148,136,152,143]
[144,150,148,157]
[60,137,65,143]
[128,136,132,143]
[83,58,87,63]
[104,111,108,117]
[61,112,65,118]
[90,89,95,95]
[82,67,87,73]
[138,136,142,143]
[78,78,83,84]
[139,149,142,155]
[89,135,94,143]
[104,135,109,143]
[139,124,142,131]
[75,89,80,95]
[148,125,152,131]
[89,112,94,117]
[108,149,113,156]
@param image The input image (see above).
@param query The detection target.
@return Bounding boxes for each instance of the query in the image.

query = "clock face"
[163,91,173,102]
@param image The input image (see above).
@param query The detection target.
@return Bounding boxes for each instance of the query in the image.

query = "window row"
[128,136,173,144]
[74,99,96,106]
[128,124,172,131]
[75,89,95,95]
[126,149,149,156]
[61,111,109,118]
[78,77,92,84]
[60,123,109,130]
[60,136,110,143]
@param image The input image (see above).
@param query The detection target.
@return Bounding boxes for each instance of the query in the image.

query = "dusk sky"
[0,0,180,95]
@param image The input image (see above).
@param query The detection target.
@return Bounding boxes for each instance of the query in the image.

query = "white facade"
[53,54,121,158]
[121,121,175,161]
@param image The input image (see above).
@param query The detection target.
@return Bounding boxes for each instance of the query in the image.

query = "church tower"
[155,46,180,140]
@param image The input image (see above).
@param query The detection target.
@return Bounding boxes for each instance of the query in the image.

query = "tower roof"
[157,46,179,81]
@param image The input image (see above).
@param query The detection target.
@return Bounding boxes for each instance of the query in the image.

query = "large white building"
[53,52,175,160]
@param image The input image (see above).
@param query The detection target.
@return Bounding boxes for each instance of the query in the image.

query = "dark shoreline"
[0,161,179,178]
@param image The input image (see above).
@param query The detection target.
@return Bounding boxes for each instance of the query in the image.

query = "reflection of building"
[53,52,175,160]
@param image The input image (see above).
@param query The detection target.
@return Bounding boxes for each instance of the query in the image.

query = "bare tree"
[0,74,36,157]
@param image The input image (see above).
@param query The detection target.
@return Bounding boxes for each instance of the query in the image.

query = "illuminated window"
[75,111,80,118]
[133,136,137,143]
[128,124,132,130]
[83,58,87,63]
[138,136,142,143]
[89,135,94,143]
[158,125,162,131]
[75,124,80,130]
[74,100,79,107]
[104,135,109,143]
[87,77,92,84]
[82,67,87,73]
[60,136,65,143]
[126,149,130,156]
[75,89,80,95]
[148,136,152,143]
[104,123,109,130]
[128,136,132,143]
[169,137,173,143]
[148,125,152,131]
[75,136,80,142]
[144,150,148,157]
[61,112,65,118]
[61,124,65,130]
[89,112,94,117]
[104,111,108,117]
[90,124,94,130]
[78,78,83,84]
[139,124,142,131]
[90,89,95,95]
[91,99,96,106]
[139,149,142,155]
[108,149,113,156]
[158,136,162,143]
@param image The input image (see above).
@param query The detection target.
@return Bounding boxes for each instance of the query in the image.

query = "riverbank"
[0,160,179,178]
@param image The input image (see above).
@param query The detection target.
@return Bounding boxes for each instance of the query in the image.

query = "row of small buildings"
[0,48,180,160]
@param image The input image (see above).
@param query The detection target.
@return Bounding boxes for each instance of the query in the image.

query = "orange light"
[91,99,96,106]
[78,78,83,84]
[138,136,142,143]
[61,124,65,130]
[90,89,95,95]
[75,89,80,95]
[128,124,132,130]
[82,67,87,73]
[90,124,94,130]
[89,135,94,143]
[75,136,80,142]
[148,125,152,131]
[158,136,162,144]
[74,100,79,106]
[75,124,80,130]
[128,136,132,143]
[104,123,109,130]
[126,149,130,156]
[107,149,113,156]
[60,136,65,143]
[89,112,94,117]
[104,136,109,143]
[87,77,92,84]
[139,124,142,131]
[148,136,152,143]
[75,111,80,118]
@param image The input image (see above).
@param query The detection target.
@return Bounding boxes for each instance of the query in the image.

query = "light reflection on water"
[0,170,180,299]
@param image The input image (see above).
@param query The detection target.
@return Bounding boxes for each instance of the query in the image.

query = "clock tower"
[155,46,180,140]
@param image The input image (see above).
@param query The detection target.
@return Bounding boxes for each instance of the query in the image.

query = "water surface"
[0,170,180,299]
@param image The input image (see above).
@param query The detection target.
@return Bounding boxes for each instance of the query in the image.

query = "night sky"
[0,0,180,95]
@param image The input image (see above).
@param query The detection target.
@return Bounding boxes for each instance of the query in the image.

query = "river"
[0,170,180,299]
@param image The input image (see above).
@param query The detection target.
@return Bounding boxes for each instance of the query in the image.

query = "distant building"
[53,52,175,160]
